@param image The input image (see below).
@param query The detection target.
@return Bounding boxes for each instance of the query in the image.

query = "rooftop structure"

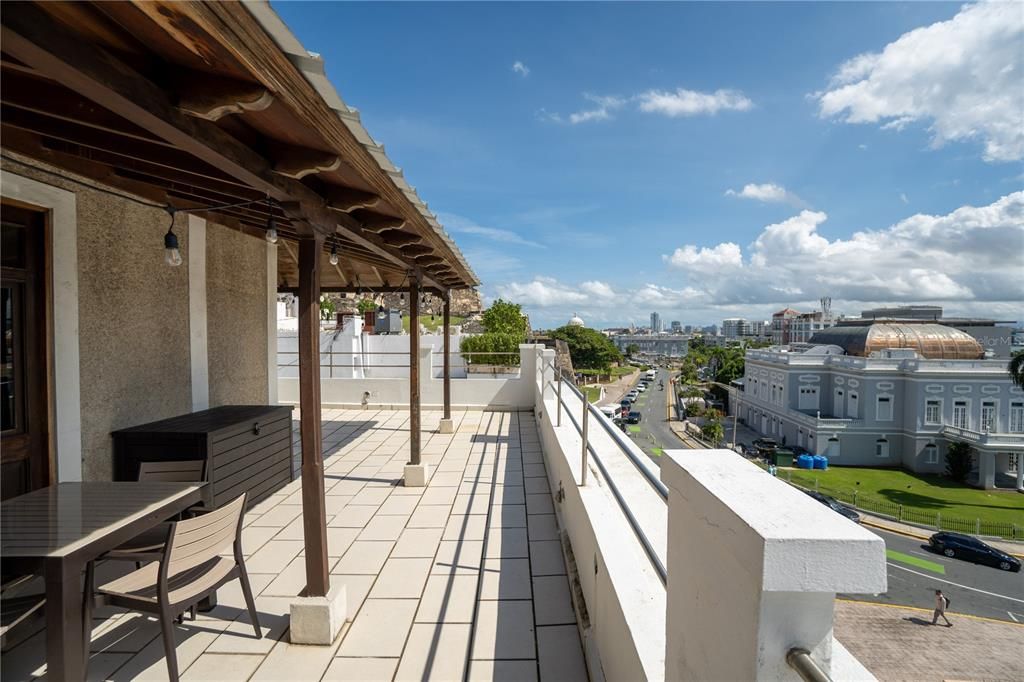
[811,322,984,359]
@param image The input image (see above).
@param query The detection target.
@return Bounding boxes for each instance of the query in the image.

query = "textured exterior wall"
[1,157,193,481]
[206,221,269,406]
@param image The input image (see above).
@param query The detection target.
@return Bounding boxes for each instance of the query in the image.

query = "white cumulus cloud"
[636,87,753,117]
[725,182,806,207]
[439,212,544,248]
[568,94,627,124]
[815,1,1024,162]
[663,192,1024,306]
[512,61,530,77]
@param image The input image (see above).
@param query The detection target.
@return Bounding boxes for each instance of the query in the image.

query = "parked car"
[626,391,639,401]
[636,384,646,392]
[626,411,642,424]
[928,532,1021,571]
[804,491,861,523]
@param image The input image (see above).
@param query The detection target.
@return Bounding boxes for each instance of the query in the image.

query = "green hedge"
[460,333,522,366]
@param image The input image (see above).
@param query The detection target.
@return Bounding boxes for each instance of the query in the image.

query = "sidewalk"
[595,369,639,406]
[835,600,1024,681]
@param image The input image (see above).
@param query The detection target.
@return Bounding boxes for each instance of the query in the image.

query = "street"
[612,366,1024,624]
[846,526,1024,624]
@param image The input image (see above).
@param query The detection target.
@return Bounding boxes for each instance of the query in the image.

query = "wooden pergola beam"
[176,71,274,121]
[1,3,446,289]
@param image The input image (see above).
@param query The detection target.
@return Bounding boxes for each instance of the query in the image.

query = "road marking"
[1009,611,1020,623]
[886,549,945,574]
[836,598,1024,627]
[887,563,1024,604]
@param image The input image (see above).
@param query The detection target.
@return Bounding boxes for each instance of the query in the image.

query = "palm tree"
[1010,351,1024,390]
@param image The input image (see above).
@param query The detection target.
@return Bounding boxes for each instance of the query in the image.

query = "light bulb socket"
[164,229,179,251]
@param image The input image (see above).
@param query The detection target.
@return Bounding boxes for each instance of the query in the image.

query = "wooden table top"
[1,482,202,559]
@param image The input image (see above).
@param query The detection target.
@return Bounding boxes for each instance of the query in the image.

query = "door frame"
[1,169,81,482]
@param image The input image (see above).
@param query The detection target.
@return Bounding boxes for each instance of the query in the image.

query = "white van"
[599,404,618,418]
[645,369,657,381]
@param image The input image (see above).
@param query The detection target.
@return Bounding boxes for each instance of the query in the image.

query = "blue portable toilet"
[813,455,828,470]
[796,454,814,469]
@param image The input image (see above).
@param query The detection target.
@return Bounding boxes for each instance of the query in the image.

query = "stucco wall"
[1,158,193,481]
[206,221,269,407]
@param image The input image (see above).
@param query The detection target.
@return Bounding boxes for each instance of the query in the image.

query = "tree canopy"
[550,325,621,370]
[481,299,528,340]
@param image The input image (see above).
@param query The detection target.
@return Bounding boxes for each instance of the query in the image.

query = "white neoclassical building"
[740,322,1023,490]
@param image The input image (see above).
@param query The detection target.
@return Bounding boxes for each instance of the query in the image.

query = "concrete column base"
[438,418,454,434]
[289,584,347,645]
[404,462,431,487]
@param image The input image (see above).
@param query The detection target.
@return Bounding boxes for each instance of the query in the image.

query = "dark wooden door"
[1,202,50,500]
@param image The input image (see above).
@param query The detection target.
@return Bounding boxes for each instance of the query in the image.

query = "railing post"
[897,504,902,522]
[581,394,589,486]
[556,369,563,427]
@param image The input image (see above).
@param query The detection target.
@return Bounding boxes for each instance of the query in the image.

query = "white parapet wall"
[278,344,536,410]
[660,449,886,681]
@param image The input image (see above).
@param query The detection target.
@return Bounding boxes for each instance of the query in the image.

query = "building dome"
[808,322,984,360]
[568,313,585,327]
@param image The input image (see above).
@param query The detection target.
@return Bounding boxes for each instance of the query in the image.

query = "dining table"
[1,481,205,681]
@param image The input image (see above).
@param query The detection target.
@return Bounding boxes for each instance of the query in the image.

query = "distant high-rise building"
[650,312,663,334]
[670,320,682,333]
[684,325,694,334]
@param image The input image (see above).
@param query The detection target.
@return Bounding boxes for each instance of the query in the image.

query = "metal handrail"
[562,379,669,501]
[551,371,667,585]
[786,648,832,682]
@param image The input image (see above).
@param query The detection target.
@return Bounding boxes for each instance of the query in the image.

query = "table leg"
[45,558,85,681]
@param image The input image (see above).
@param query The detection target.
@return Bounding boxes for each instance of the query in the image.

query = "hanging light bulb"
[265,197,278,244]
[329,238,339,266]
[377,304,387,320]
[399,292,405,303]
[163,208,182,266]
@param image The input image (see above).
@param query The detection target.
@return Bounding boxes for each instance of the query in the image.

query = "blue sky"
[274,1,1024,328]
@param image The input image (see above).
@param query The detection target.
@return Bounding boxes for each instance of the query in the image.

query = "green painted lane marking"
[886,549,945,574]
[651,447,664,456]
[627,426,642,433]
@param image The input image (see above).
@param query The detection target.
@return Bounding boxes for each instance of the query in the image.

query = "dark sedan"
[804,490,861,523]
[928,532,1021,572]
[626,411,642,424]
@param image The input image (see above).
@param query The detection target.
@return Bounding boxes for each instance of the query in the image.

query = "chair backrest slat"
[138,460,205,483]
[166,495,245,575]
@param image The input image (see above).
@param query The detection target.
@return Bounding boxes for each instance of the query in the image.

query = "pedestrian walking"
[931,589,951,626]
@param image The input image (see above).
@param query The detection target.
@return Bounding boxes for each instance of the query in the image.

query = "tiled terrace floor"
[3,409,588,681]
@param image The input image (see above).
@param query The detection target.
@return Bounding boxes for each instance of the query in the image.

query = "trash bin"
[773,448,794,468]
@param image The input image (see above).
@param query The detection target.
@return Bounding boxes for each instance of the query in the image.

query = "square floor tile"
[533,575,576,625]
[527,514,559,542]
[471,600,536,660]
[358,514,409,541]
[377,495,420,516]
[490,505,527,528]
[328,505,379,528]
[416,574,479,623]
[529,540,566,576]
[479,558,532,600]
[467,660,539,682]
[537,625,588,681]
[369,558,432,599]
[525,493,555,515]
[525,477,550,495]
[182,653,264,680]
[246,540,304,574]
[394,623,472,682]
[333,541,394,575]
[337,599,418,657]
[327,527,362,558]
[407,505,451,528]
[433,540,483,574]
[418,486,459,506]
[392,527,444,558]
[443,514,487,541]
[323,657,399,681]
[485,527,529,558]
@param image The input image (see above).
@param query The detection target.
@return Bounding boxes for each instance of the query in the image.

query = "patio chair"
[84,494,261,682]
[0,575,45,652]
[104,460,207,565]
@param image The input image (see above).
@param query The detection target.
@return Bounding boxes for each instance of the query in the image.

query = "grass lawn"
[583,386,602,403]
[402,314,465,333]
[784,466,1024,526]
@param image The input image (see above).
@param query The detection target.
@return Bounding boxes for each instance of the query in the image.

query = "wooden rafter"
[0,3,449,290]
[176,71,274,121]
[324,186,380,213]
[271,145,341,180]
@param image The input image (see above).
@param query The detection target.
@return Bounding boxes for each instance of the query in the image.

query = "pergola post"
[439,291,454,434]
[404,274,429,485]
[289,236,345,645]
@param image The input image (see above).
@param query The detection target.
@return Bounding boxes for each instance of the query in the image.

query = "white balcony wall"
[278,344,535,410]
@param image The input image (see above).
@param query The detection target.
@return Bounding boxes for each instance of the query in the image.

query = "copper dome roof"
[808,323,984,359]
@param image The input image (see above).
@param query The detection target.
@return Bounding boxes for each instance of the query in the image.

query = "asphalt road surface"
[621,368,680,463]
[619,369,1024,623]
[842,526,1024,623]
